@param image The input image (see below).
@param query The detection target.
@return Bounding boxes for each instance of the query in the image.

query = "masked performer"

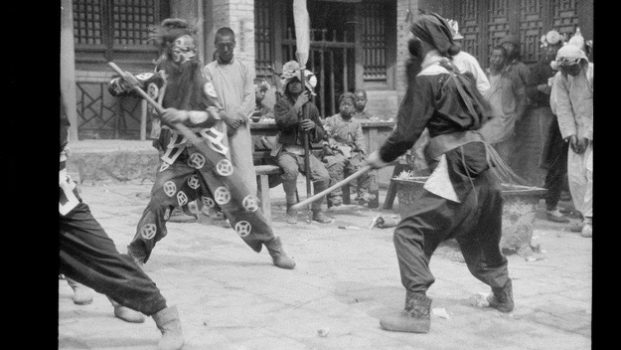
[366,13,514,333]
[108,19,295,269]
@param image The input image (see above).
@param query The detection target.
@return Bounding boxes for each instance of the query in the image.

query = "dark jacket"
[273,93,326,147]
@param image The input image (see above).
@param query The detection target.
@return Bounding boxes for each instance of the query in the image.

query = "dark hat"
[500,34,520,47]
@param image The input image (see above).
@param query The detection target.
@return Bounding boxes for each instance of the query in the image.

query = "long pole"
[107,62,204,147]
[291,165,372,211]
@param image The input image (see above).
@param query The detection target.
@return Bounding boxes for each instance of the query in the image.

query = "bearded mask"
[171,35,197,64]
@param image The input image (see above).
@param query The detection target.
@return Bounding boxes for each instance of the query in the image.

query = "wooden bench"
[255,164,283,223]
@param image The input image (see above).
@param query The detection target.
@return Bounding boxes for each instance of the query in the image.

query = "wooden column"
[60,0,79,142]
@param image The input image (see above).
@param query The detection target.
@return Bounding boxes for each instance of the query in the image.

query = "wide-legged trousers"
[60,203,167,315]
[129,143,276,263]
[392,170,510,294]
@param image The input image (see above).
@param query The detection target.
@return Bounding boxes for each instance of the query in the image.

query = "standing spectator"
[530,30,570,223]
[252,80,274,122]
[273,61,332,224]
[501,34,531,88]
[323,92,375,207]
[352,89,373,120]
[550,34,593,237]
[480,46,527,163]
[204,27,257,195]
[448,19,491,95]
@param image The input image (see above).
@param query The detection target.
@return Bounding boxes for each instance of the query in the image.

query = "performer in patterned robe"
[108,18,295,269]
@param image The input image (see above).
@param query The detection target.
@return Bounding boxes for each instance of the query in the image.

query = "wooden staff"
[290,165,372,211]
[107,62,204,147]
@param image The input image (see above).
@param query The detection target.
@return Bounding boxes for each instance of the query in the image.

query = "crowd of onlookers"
[248,22,592,236]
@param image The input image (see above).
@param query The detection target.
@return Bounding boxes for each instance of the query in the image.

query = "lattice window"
[519,0,543,63]
[459,0,480,59]
[361,2,387,82]
[254,0,273,79]
[73,0,104,46]
[73,0,164,50]
[487,0,509,60]
[112,0,158,46]
[552,0,578,38]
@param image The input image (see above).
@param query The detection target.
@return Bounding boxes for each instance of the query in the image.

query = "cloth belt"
[426,130,484,160]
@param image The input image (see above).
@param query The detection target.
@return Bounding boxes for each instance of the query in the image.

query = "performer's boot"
[152,306,184,350]
[66,278,94,305]
[108,297,145,323]
[265,236,296,269]
[487,279,514,313]
[379,292,432,333]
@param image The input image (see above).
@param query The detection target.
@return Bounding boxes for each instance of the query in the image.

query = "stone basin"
[392,177,547,255]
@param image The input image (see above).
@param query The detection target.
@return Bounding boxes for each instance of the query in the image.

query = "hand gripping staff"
[107,61,229,161]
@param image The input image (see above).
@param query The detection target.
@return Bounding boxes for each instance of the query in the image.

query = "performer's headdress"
[539,30,564,48]
[280,61,317,96]
[410,12,460,57]
[149,18,198,59]
[447,19,463,40]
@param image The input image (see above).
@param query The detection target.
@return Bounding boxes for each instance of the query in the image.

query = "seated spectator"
[252,80,274,122]
[352,89,374,120]
[323,92,376,207]
[273,61,332,224]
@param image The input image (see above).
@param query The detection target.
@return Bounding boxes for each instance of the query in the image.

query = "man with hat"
[366,12,513,334]
[529,30,571,223]
[448,19,490,95]
[273,60,332,224]
[550,33,593,237]
[501,34,531,88]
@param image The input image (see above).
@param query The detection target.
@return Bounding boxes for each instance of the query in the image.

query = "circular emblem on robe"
[201,196,215,208]
[188,153,206,169]
[135,72,154,81]
[177,191,189,206]
[147,82,159,100]
[159,162,170,173]
[140,223,157,240]
[242,195,259,212]
[163,181,177,197]
[187,175,201,189]
[214,186,231,205]
[235,220,252,238]
[215,159,234,176]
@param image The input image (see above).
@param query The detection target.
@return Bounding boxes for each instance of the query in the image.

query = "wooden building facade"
[61,0,593,141]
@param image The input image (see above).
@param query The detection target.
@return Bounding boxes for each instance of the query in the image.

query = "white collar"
[420,50,444,70]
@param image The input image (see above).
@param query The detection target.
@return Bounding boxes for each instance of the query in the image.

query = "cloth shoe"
[66,279,94,305]
[109,297,145,323]
[285,205,298,225]
[546,209,570,223]
[569,222,583,233]
[312,210,333,224]
[127,248,145,267]
[581,218,592,238]
[327,196,342,208]
[379,292,432,333]
[152,306,184,350]
[487,279,514,313]
[264,237,296,269]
